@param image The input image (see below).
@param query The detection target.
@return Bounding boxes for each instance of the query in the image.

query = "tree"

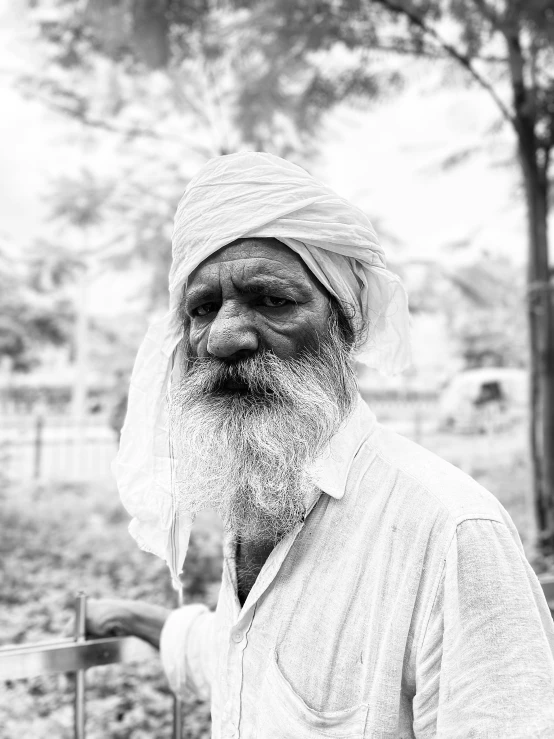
[22,0,399,159]
[404,253,527,368]
[39,168,120,420]
[19,1,403,366]
[0,236,74,372]
[231,0,554,553]
[381,2,554,550]
[22,1,554,552]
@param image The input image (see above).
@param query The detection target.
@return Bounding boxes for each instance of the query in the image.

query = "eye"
[260,296,290,308]
[191,302,219,317]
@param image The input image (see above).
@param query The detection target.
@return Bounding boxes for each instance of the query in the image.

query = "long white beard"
[169,322,358,545]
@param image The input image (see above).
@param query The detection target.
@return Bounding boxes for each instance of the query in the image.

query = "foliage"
[19,0,554,549]
[23,0,554,310]
[48,168,116,231]
[105,156,184,311]
[404,252,528,369]
[20,0,399,321]
[452,259,528,369]
[23,0,401,160]
[1,168,142,378]
[28,163,178,380]
[230,0,554,552]
[0,239,74,372]
[0,480,222,738]
[233,1,554,173]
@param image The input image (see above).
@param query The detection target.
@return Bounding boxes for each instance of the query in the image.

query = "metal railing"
[0,593,184,739]
[0,414,117,482]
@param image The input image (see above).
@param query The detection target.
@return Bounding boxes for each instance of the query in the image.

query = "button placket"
[224,641,241,735]
[223,607,255,738]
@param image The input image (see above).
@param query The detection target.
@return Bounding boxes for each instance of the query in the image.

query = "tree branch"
[372,0,515,129]
[370,40,507,63]
[20,85,168,140]
[18,79,215,159]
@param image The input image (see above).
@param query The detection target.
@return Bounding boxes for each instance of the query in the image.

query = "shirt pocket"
[256,652,368,738]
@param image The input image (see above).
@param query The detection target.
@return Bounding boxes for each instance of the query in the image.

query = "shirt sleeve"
[159,603,216,701]
[413,517,554,738]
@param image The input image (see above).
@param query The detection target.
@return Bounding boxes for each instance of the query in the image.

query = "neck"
[235,538,275,606]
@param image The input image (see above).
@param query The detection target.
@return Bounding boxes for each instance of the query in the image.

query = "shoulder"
[358,423,507,526]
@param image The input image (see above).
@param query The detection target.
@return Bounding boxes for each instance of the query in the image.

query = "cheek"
[186,322,211,356]
[180,321,199,358]
[260,331,301,358]
[292,323,328,354]
[261,315,330,358]
[289,300,332,347]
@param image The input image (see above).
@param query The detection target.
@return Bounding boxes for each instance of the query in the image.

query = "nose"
[206,304,259,359]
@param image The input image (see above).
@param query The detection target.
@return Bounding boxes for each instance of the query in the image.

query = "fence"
[0,414,117,482]
[0,395,526,486]
[0,399,441,485]
[365,393,440,444]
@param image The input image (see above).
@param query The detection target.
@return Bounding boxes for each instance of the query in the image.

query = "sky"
[0,1,532,320]
[319,74,524,266]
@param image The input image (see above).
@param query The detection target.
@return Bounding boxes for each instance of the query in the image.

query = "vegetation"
[21,4,554,552]
[404,252,528,369]
[225,0,554,553]
[0,480,222,739]
[0,239,74,372]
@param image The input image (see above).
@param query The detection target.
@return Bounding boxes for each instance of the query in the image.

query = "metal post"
[172,584,184,739]
[74,592,87,739]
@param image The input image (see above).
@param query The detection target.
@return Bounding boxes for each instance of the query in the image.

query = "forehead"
[187,238,318,288]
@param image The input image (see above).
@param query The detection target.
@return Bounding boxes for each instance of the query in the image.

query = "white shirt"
[160,397,554,738]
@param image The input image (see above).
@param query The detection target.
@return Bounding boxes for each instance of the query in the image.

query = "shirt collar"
[309,395,377,501]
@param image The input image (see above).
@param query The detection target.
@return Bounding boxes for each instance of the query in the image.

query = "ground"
[0,418,547,738]
[0,482,221,739]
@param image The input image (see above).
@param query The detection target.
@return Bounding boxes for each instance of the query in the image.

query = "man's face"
[170,238,358,545]
[182,238,332,365]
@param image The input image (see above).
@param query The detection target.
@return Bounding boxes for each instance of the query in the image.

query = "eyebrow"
[184,274,312,308]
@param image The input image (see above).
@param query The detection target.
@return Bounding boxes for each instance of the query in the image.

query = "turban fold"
[114,152,411,585]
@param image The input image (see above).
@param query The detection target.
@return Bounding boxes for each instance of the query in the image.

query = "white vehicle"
[439,367,528,433]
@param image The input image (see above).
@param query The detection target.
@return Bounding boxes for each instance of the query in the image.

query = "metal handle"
[172,584,185,739]
[0,589,186,738]
[74,592,87,739]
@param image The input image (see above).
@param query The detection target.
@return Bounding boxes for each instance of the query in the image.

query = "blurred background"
[0,1,552,737]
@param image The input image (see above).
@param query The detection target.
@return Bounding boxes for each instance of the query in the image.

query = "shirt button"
[232,631,243,643]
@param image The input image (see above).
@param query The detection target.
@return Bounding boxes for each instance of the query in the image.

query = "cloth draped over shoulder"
[113,151,411,584]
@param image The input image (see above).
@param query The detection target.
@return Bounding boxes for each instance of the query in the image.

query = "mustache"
[182,350,316,399]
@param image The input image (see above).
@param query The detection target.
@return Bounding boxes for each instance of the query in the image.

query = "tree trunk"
[520,142,554,556]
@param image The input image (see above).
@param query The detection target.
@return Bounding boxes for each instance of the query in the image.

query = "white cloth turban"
[114,152,411,585]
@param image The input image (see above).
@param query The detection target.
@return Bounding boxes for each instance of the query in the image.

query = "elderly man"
[88,153,554,737]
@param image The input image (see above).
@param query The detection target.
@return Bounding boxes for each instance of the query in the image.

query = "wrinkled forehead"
[186,237,327,293]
